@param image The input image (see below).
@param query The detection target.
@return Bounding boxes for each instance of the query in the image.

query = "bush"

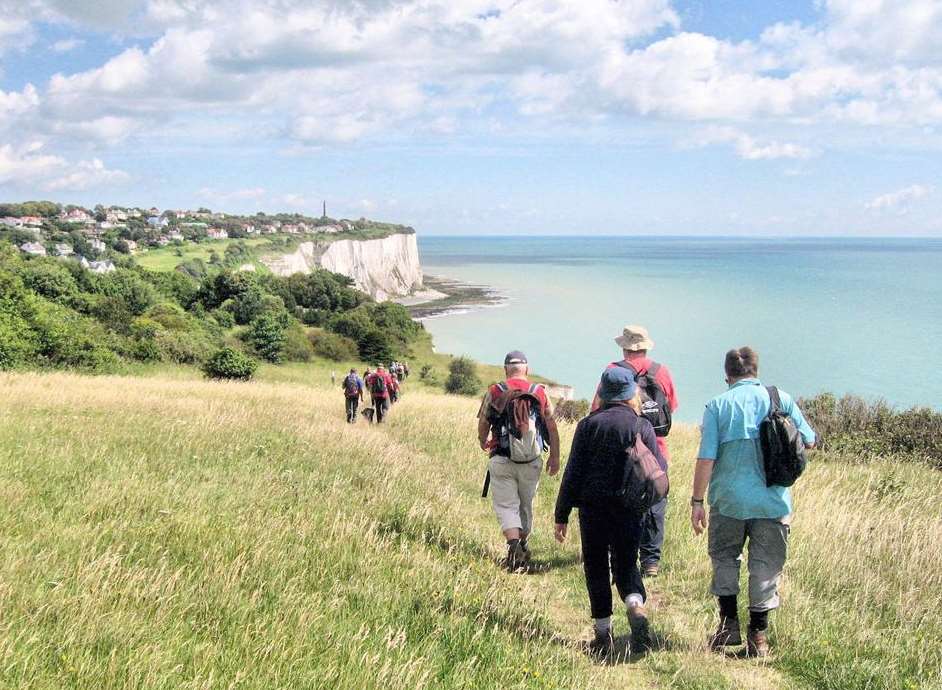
[21,260,79,302]
[203,347,257,380]
[554,399,590,423]
[246,312,288,363]
[282,324,314,362]
[309,330,358,362]
[419,364,440,385]
[96,269,158,316]
[0,309,36,369]
[357,329,394,365]
[212,308,235,328]
[445,356,481,396]
[799,392,942,468]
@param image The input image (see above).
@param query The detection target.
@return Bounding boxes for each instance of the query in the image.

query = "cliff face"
[261,233,423,301]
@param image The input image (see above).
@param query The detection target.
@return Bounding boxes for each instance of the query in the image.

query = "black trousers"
[345,396,359,423]
[579,500,646,619]
[372,396,389,423]
[639,496,667,566]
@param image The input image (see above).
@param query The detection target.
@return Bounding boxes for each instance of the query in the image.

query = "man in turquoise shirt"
[690,347,815,658]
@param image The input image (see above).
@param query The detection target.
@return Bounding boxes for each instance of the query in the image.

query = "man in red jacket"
[591,325,678,578]
[365,365,395,423]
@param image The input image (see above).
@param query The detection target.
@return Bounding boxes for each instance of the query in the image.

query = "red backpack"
[343,374,360,397]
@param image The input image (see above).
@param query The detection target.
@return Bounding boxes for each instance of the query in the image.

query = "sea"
[417,236,942,422]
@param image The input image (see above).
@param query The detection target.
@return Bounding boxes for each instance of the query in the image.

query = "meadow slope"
[0,370,940,689]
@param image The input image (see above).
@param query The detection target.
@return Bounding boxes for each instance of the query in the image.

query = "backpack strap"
[614,360,645,376]
[646,361,660,377]
[766,386,782,414]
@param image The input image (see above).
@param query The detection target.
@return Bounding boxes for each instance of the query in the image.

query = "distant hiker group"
[341,361,409,424]
[477,326,815,659]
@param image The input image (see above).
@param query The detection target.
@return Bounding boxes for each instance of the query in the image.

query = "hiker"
[331,370,336,386]
[591,325,678,579]
[691,347,815,657]
[478,351,560,571]
[389,373,401,404]
[341,368,364,423]
[555,367,666,656]
[365,365,394,423]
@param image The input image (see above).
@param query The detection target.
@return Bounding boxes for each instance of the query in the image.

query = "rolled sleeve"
[697,404,720,460]
[781,392,816,445]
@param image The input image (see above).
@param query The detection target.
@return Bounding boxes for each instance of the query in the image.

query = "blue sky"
[1,0,941,236]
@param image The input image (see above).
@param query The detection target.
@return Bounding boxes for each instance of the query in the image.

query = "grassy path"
[1,371,939,689]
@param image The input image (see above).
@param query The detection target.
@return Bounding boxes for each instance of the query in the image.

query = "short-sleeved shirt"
[477,377,554,419]
[342,374,364,397]
[591,357,678,462]
[697,378,816,520]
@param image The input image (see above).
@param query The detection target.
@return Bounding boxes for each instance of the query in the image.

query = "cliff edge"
[260,232,423,301]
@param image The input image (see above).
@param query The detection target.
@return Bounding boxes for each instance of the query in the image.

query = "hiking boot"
[627,602,651,652]
[505,540,526,572]
[520,541,531,567]
[746,628,770,658]
[642,562,659,578]
[587,628,614,658]
[709,617,742,651]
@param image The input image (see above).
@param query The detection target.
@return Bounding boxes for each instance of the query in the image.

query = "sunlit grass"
[0,370,939,689]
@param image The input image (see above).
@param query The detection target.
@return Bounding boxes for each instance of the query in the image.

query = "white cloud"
[51,38,84,53]
[0,143,128,191]
[865,184,931,212]
[694,126,812,160]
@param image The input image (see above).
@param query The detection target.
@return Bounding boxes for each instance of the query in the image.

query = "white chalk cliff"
[261,232,423,301]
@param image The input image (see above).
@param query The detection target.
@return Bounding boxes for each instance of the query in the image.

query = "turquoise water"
[418,236,942,422]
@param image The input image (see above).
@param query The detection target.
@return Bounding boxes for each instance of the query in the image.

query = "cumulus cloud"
[865,184,931,212]
[2,0,942,163]
[0,143,128,191]
[695,127,812,160]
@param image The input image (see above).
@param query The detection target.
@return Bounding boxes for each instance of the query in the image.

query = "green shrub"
[96,269,158,316]
[0,310,36,369]
[155,329,214,364]
[30,298,118,371]
[357,329,394,365]
[445,356,481,396]
[203,347,257,380]
[212,308,235,328]
[21,260,79,302]
[419,364,440,386]
[282,324,314,362]
[246,312,288,363]
[799,392,942,468]
[309,331,358,362]
[554,399,590,423]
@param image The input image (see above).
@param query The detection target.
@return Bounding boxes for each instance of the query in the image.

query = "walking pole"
[482,470,490,498]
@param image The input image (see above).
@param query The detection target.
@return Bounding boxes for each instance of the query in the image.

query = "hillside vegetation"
[1,368,939,689]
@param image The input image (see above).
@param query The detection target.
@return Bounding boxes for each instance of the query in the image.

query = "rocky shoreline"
[399,274,506,320]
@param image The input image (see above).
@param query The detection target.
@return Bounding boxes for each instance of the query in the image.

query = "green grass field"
[133,238,275,272]
[1,366,940,689]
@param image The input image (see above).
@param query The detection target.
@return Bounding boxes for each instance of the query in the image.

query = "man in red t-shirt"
[478,351,560,571]
[365,365,395,423]
[591,325,678,578]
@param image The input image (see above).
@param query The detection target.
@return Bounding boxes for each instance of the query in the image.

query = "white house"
[168,231,184,241]
[59,209,93,224]
[54,243,74,257]
[1,217,24,227]
[88,260,116,274]
[147,216,169,228]
[19,242,46,256]
[89,239,107,253]
[207,228,229,240]
[106,209,128,223]
[318,224,342,234]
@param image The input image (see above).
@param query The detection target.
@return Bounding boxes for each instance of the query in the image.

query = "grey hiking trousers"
[708,508,789,612]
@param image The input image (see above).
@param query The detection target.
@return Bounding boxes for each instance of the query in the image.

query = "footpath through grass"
[0,370,940,689]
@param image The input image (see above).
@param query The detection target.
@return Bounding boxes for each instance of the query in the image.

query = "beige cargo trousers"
[488,454,543,535]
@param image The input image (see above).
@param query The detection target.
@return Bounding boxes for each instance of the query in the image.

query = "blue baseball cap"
[504,350,528,365]
[598,366,638,402]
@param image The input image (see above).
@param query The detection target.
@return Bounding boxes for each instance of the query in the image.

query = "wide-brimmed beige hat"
[615,324,654,351]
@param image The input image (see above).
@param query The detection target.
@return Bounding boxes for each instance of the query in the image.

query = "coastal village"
[0,201,373,274]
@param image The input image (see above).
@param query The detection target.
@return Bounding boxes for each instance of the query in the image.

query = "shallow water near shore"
[418,235,942,421]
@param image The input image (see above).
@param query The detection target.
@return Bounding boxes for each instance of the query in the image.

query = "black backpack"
[759,386,807,487]
[614,361,672,437]
[369,373,387,396]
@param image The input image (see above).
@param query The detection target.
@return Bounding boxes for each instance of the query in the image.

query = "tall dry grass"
[0,370,940,689]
